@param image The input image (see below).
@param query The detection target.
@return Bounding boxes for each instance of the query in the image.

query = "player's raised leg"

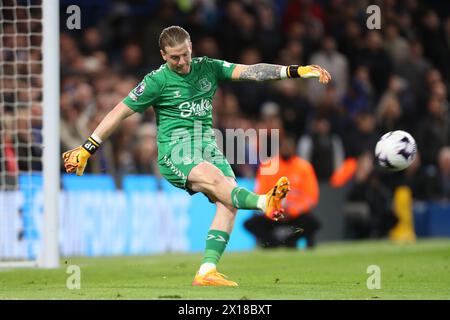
[187,162,290,220]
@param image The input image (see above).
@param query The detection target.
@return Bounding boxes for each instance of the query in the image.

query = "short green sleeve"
[206,57,236,81]
[123,76,160,113]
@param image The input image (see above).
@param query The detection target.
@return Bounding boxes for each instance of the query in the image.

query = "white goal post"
[0,0,60,268]
[41,0,60,269]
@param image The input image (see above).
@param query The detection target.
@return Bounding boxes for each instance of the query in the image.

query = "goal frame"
[0,0,60,269]
[40,0,60,269]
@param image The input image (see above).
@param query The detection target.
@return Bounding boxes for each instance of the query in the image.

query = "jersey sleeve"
[206,57,236,81]
[122,76,161,113]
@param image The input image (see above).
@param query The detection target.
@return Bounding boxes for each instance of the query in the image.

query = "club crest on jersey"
[198,78,212,92]
[134,82,146,96]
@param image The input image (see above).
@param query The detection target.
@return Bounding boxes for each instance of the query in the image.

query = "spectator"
[216,1,256,62]
[396,40,432,115]
[308,36,349,102]
[257,102,285,163]
[417,95,450,167]
[80,27,105,56]
[337,19,364,73]
[133,123,159,175]
[357,31,393,96]
[244,136,320,248]
[118,43,149,78]
[375,94,404,134]
[194,36,220,58]
[16,108,42,172]
[343,151,398,239]
[375,74,413,133]
[342,65,375,116]
[384,23,410,71]
[0,112,19,188]
[343,112,378,158]
[420,10,450,81]
[229,47,270,118]
[271,79,313,139]
[418,146,450,202]
[255,2,282,62]
[297,116,345,182]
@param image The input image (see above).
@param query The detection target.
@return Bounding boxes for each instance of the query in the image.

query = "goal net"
[0,0,59,268]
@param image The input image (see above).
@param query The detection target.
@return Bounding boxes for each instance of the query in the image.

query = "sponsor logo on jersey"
[178,98,212,118]
[173,90,181,98]
[198,78,212,92]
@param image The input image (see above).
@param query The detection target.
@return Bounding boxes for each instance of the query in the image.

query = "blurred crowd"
[2,0,450,210]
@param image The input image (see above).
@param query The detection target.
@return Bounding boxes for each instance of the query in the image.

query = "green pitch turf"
[1,239,449,300]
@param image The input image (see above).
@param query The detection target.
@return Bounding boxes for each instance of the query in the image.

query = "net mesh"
[0,0,44,261]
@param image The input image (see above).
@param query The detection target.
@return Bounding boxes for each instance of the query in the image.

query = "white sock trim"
[257,195,266,212]
[199,262,216,275]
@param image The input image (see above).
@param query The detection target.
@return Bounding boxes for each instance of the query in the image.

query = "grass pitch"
[1,239,449,300]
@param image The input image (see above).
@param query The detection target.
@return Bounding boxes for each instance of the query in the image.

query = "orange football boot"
[265,176,290,221]
[192,269,238,286]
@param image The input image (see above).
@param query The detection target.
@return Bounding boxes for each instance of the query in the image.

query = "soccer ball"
[375,130,417,171]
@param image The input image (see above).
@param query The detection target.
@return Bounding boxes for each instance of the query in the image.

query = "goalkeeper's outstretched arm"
[62,102,135,176]
[231,64,331,84]
[91,102,135,141]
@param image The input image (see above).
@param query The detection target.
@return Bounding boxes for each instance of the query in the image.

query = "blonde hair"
[159,26,190,51]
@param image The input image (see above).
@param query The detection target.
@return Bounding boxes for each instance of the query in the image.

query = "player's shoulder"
[142,64,168,88]
[192,56,229,66]
[145,64,167,79]
[192,56,211,64]
[193,56,234,75]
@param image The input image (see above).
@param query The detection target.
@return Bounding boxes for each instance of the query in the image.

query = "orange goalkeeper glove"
[62,136,100,176]
[286,64,331,84]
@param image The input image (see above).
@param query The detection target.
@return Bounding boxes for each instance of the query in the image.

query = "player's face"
[161,40,192,75]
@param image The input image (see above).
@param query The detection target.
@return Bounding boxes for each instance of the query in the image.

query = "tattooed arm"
[231,63,331,84]
[232,63,284,81]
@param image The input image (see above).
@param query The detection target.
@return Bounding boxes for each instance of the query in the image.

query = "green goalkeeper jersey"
[123,57,236,146]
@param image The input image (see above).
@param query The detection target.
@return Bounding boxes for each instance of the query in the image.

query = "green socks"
[201,230,230,265]
[199,188,264,272]
[231,187,261,209]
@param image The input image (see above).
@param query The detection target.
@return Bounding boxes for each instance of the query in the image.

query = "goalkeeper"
[63,26,331,286]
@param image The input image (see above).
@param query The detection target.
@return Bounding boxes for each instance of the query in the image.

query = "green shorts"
[157,139,235,194]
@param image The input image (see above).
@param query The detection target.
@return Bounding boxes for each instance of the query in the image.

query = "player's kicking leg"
[187,162,290,220]
[187,162,290,286]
